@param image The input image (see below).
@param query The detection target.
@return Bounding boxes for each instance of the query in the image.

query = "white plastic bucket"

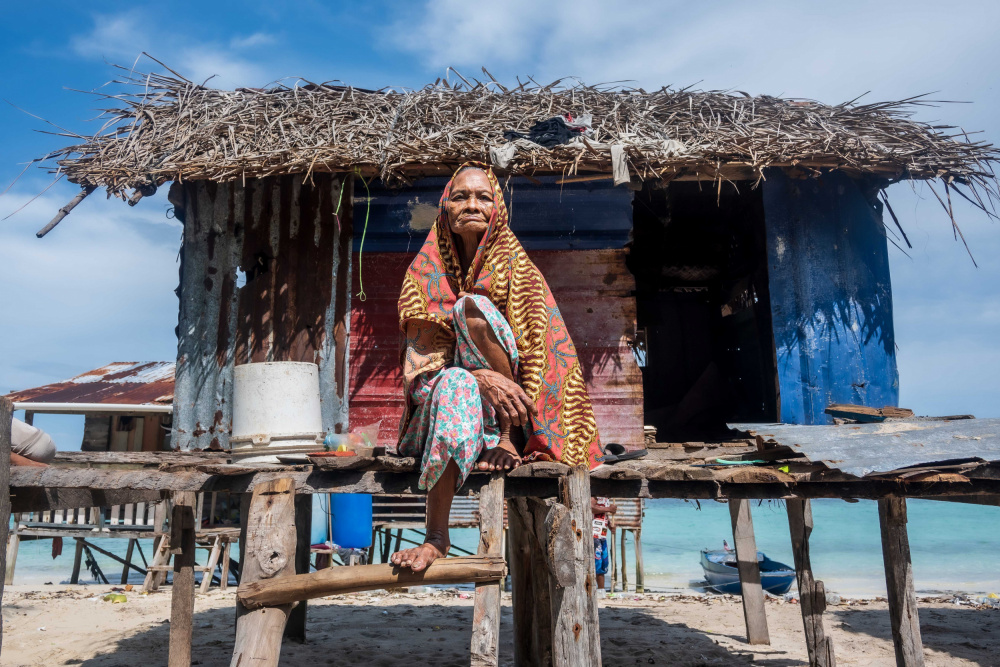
[230,361,323,463]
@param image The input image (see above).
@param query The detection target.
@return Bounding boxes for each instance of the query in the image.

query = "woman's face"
[446,169,494,238]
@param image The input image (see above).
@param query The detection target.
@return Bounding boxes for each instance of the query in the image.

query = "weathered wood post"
[0,397,11,652]
[508,467,602,666]
[121,539,137,585]
[168,491,197,667]
[284,493,312,643]
[231,478,298,667]
[471,473,505,666]
[619,528,628,592]
[634,529,645,593]
[878,498,925,667]
[729,498,770,645]
[787,498,835,666]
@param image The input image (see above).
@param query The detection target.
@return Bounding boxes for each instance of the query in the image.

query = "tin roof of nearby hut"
[33,64,1000,205]
[6,361,174,413]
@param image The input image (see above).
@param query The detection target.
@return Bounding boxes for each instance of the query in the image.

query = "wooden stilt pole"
[620,528,628,593]
[878,498,925,667]
[230,478,297,667]
[199,536,223,594]
[284,493,311,643]
[546,467,601,666]
[787,499,835,667]
[608,527,617,592]
[471,473,504,666]
[729,499,770,645]
[219,538,232,591]
[0,397,11,652]
[508,496,554,666]
[168,491,197,667]
[5,533,19,586]
[121,539,137,585]
[634,529,645,594]
[69,538,84,584]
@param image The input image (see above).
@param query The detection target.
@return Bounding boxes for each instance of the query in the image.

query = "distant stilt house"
[30,70,1000,449]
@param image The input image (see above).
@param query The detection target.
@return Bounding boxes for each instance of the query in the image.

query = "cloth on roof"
[11,418,56,463]
[504,114,592,147]
[397,162,603,471]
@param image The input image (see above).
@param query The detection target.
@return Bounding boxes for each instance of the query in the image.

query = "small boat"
[700,548,796,595]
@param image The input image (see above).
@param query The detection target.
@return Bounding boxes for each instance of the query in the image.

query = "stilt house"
[34,69,1000,451]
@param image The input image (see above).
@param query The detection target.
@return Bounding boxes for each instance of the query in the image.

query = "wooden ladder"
[143,530,233,593]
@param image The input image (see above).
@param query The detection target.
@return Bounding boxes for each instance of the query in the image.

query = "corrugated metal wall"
[172,174,352,450]
[762,169,898,424]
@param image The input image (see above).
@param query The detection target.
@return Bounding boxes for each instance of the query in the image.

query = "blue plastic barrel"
[330,493,373,548]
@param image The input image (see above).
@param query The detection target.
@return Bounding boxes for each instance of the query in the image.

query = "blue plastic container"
[330,493,373,548]
[310,495,331,546]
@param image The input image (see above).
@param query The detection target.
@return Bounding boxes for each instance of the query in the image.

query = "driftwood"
[238,556,506,608]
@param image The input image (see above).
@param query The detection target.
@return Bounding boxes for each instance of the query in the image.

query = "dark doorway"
[627,180,778,441]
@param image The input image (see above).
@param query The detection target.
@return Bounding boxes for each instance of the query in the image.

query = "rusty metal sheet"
[609,498,644,530]
[6,362,175,408]
[349,249,644,449]
[173,174,350,450]
[733,419,1000,477]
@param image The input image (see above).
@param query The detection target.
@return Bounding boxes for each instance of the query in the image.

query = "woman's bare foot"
[477,440,522,471]
[390,537,449,572]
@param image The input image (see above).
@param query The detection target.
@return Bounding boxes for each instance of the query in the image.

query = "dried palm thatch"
[30,63,1000,211]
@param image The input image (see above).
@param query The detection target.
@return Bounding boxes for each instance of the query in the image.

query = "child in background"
[591,497,617,591]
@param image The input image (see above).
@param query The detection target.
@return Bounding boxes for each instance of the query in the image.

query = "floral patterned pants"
[398,295,519,491]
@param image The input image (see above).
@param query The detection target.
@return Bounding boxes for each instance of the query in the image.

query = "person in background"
[591,496,617,591]
[11,418,56,466]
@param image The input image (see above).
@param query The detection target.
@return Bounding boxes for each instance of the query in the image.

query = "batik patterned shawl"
[398,163,602,468]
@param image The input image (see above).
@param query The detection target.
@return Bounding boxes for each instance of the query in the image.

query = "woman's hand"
[471,369,536,429]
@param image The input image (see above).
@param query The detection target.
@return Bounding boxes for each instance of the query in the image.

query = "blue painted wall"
[762,169,898,424]
[353,176,633,252]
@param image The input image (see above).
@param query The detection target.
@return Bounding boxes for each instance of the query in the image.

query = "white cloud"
[230,32,277,50]
[69,12,272,89]
[0,184,181,396]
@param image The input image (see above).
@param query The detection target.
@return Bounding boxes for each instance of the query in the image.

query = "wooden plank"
[471,473,504,666]
[239,556,506,608]
[546,467,601,666]
[878,498,925,667]
[787,499,835,667]
[729,499,770,645]
[0,397,11,635]
[70,537,84,584]
[199,537,223,594]
[284,494,312,643]
[231,478,298,667]
[507,496,553,666]
[168,492,197,667]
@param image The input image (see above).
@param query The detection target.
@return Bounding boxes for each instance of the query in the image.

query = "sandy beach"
[2,584,997,666]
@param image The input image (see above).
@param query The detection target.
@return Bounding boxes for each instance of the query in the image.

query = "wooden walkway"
[7,434,1000,666]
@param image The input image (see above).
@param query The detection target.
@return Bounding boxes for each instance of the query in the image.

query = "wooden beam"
[168,491,197,667]
[634,529,645,594]
[547,467,601,667]
[471,473,504,666]
[239,555,506,608]
[729,499,770,645]
[0,397,11,649]
[878,498,925,667]
[787,499,835,667]
[284,494,312,643]
[508,496,554,666]
[231,478,298,667]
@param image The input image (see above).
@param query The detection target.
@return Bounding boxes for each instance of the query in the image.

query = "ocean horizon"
[9,497,998,598]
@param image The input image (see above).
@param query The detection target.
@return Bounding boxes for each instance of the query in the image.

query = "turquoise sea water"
[10,498,999,597]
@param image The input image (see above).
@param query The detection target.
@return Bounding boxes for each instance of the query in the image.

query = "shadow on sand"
[67,600,814,667]
[831,606,998,666]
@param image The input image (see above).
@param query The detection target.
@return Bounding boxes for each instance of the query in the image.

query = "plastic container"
[310,494,331,546]
[230,362,323,462]
[330,494,373,549]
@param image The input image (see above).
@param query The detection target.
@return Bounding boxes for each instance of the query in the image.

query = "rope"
[354,170,371,302]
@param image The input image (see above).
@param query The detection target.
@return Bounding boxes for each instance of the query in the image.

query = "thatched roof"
[32,65,1000,206]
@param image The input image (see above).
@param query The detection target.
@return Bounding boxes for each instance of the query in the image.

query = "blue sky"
[1,1,998,446]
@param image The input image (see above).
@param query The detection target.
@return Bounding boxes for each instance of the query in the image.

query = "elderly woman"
[390,163,603,571]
